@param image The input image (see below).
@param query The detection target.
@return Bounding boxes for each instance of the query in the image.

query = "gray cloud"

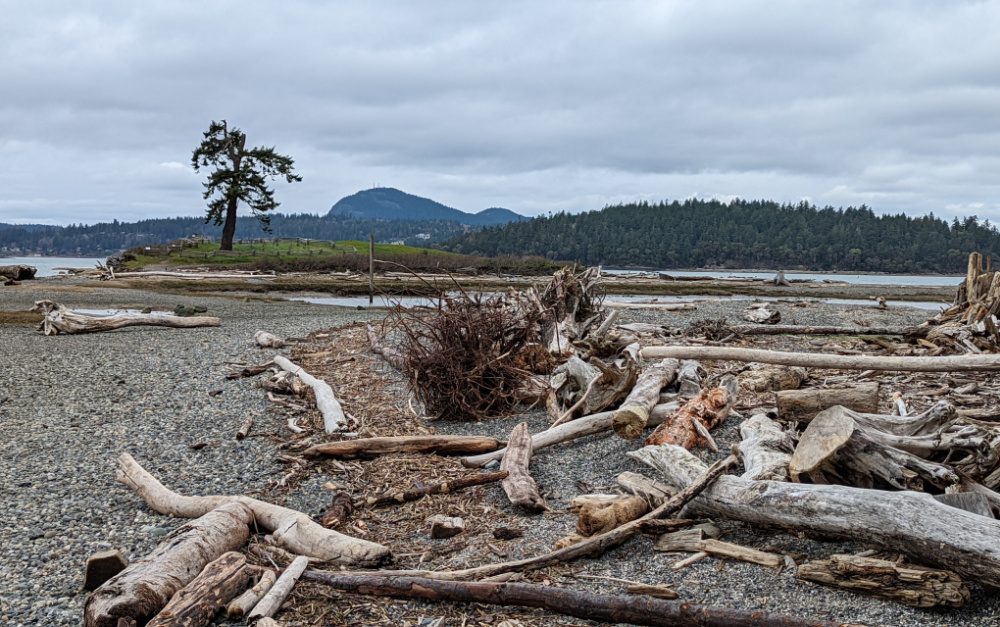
[1,0,999,226]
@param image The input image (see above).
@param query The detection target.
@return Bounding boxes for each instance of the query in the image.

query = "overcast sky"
[3,1,1000,226]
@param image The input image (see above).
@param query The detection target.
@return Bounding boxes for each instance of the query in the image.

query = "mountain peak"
[326,188,524,225]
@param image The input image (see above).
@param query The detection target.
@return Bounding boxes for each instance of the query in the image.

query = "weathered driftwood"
[305,435,501,459]
[743,305,780,324]
[645,377,738,449]
[429,515,466,538]
[729,324,927,337]
[628,444,1000,587]
[739,413,797,481]
[145,551,249,627]
[604,300,696,311]
[739,365,807,393]
[365,470,508,508]
[84,503,252,627]
[612,358,680,440]
[501,422,547,513]
[273,355,346,433]
[235,414,254,440]
[626,583,679,600]
[462,401,680,467]
[0,264,36,280]
[798,554,969,608]
[366,324,407,369]
[640,344,1000,371]
[934,492,995,518]
[31,300,220,336]
[226,568,277,619]
[247,555,309,621]
[675,360,704,398]
[617,471,677,507]
[654,528,783,568]
[116,453,390,566]
[549,355,639,421]
[577,496,648,536]
[301,572,857,627]
[254,330,286,348]
[776,383,880,422]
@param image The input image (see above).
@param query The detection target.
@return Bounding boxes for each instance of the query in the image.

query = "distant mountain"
[327,187,525,226]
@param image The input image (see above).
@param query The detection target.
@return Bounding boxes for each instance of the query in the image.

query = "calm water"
[0,256,106,277]
[604,268,964,287]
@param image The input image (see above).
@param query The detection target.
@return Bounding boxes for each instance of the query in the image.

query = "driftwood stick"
[32,300,220,336]
[640,345,1000,372]
[612,358,680,440]
[300,572,856,627]
[247,556,309,621]
[273,355,346,432]
[115,453,390,566]
[365,471,508,508]
[235,414,254,440]
[227,568,277,619]
[501,422,547,512]
[305,435,501,459]
[728,324,927,337]
[146,551,249,627]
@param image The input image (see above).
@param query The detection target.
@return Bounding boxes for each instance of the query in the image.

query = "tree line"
[442,199,1000,274]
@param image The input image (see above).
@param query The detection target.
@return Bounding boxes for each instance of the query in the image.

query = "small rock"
[43,531,56,540]
[83,549,128,591]
[428,515,465,539]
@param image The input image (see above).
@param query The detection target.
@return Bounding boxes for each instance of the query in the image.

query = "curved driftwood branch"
[639,345,1000,372]
[115,453,390,567]
[273,355,346,432]
[31,300,220,335]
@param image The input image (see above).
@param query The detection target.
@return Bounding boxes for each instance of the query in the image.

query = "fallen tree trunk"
[640,345,1000,371]
[247,555,309,621]
[31,300,220,336]
[629,444,1000,587]
[776,384,880,422]
[612,358,680,440]
[0,264,36,280]
[729,324,927,337]
[305,435,502,459]
[301,572,857,627]
[501,422,547,513]
[273,355,346,433]
[365,470,508,508]
[146,551,249,627]
[645,377,738,449]
[84,503,252,627]
[739,413,797,481]
[115,453,390,567]
[462,401,680,467]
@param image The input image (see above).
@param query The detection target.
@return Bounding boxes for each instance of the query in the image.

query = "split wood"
[115,453,390,566]
[247,555,309,621]
[646,376,738,448]
[31,300,220,335]
[146,551,249,627]
[273,355,346,432]
[300,572,862,627]
[639,345,1000,371]
[654,529,783,568]
[304,435,501,459]
[227,568,277,618]
[366,470,508,508]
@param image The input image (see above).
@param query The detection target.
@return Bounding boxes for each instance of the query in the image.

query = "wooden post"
[368,233,375,305]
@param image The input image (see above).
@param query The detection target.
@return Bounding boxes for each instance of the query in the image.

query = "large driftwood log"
[227,568,277,619]
[273,355,346,433]
[776,384,880,422]
[617,471,677,507]
[247,555,309,621]
[641,345,1000,371]
[798,554,969,608]
[84,503,252,627]
[500,422,547,512]
[305,435,501,459]
[301,572,857,627]
[462,401,680,467]
[729,324,928,337]
[628,444,1000,587]
[365,470,508,508]
[739,365,807,393]
[0,264,36,280]
[31,300,220,335]
[645,377,738,448]
[612,358,680,440]
[115,453,390,566]
[739,413,797,481]
[146,551,249,627]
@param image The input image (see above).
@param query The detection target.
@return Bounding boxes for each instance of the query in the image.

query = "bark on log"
[628,444,1000,588]
[645,377,738,449]
[739,413,797,481]
[227,568,277,619]
[612,359,680,440]
[300,572,856,627]
[797,554,969,608]
[84,503,252,627]
[115,453,390,566]
[366,470,508,508]
[500,422,547,513]
[304,435,502,459]
[273,355,346,433]
[776,384,880,422]
[31,300,220,336]
[146,551,249,627]
[462,401,679,467]
[640,345,1000,372]
[254,331,285,348]
[247,555,309,621]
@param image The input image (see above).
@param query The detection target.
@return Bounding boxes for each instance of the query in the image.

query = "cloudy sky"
[2,1,1000,226]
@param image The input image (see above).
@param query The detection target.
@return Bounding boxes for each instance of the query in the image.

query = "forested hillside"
[444,199,1000,274]
[328,187,524,225]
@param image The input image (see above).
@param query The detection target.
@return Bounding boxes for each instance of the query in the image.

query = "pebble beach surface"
[0,279,996,626]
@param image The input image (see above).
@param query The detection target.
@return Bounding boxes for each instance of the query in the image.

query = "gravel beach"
[1,279,996,627]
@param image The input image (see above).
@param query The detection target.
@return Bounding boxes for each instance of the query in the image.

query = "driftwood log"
[629,444,1000,587]
[654,528,783,568]
[728,324,927,337]
[617,471,677,507]
[675,360,704,398]
[273,355,346,432]
[0,264,36,280]
[798,554,969,608]
[301,571,858,627]
[247,555,309,621]
[32,300,220,335]
[776,384,880,422]
[612,358,680,440]
[84,503,252,627]
[738,413,797,481]
[116,453,390,566]
[365,470,508,508]
[227,568,277,619]
[640,345,1000,371]
[645,377,738,449]
[304,435,501,459]
[145,551,249,627]
[254,331,286,348]
[500,422,547,512]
